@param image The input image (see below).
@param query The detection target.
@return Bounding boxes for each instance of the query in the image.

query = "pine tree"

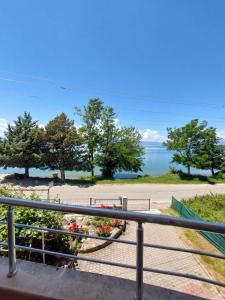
[44,113,84,182]
[0,112,44,178]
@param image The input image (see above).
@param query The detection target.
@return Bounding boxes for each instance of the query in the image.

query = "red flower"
[100,204,110,209]
[106,226,111,232]
[113,219,122,227]
[68,223,82,232]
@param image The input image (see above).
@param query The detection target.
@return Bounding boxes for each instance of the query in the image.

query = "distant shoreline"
[1,171,225,185]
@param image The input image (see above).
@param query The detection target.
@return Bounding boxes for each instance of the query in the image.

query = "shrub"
[0,184,73,263]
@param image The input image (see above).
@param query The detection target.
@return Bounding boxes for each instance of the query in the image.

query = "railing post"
[42,230,46,264]
[122,196,128,211]
[7,206,17,277]
[90,197,92,206]
[148,198,151,211]
[135,222,143,300]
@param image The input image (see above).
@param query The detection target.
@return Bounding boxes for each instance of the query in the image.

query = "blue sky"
[0,0,225,141]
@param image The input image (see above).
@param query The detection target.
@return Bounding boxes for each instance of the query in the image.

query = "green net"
[171,196,225,255]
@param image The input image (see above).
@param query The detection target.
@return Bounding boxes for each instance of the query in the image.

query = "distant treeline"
[0,100,223,181]
[0,99,144,181]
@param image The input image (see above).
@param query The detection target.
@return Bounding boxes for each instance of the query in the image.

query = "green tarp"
[171,196,225,255]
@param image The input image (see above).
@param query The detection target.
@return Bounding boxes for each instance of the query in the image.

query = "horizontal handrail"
[0,241,225,289]
[0,196,225,234]
[1,220,224,260]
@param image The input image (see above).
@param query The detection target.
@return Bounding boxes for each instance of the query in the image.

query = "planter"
[78,221,126,254]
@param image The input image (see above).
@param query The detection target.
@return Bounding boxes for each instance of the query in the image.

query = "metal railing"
[0,196,225,300]
[90,196,151,211]
[6,181,54,201]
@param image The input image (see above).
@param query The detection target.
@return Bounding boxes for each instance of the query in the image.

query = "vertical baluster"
[7,206,17,277]
[136,222,143,300]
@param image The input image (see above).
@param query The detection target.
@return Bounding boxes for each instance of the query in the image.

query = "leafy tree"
[96,106,144,178]
[75,98,104,177]
[0,112,44,178]
[194,126,225,176]
[44,113,84,182]
[164,119,208,174]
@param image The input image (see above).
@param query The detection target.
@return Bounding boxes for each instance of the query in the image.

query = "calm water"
[0,142,210,179]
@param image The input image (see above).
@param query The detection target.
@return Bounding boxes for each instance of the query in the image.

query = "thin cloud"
[0,118,8,137]
[0,77,27,84]
[142,129,164,142]
[217,131,225,140]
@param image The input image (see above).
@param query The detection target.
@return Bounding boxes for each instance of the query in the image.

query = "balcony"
[0,197,224,299]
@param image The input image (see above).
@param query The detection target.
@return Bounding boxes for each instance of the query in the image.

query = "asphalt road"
[47,183,225,208]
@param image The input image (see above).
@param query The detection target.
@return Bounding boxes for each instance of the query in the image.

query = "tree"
[194,126,225,176]
[96,106,144,178]
[75,98,104,177]
[44,113,84,182]
[164,119,208,174]
[0,112,44,178]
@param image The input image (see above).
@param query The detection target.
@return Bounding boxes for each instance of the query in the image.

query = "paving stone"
[78,221,224,299]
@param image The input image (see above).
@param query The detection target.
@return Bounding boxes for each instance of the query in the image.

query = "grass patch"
[182,194,225,223]
[96,171,225,184]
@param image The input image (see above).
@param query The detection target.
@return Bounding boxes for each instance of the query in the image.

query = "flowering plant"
[68,223,83,233]
[98,225,112,237]
[99,204,111,209]
[113,219,122,227]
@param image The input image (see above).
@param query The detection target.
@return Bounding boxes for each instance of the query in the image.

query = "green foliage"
[194,126,225,175]
[0,112,45,177]
[164,119,225,175]
[75,98,104,177]
[95,171,225,184]
[44,113,85,182]
[87,216,114,227]
[182,194,225,223]
[96,106,144,178]
[75,99,144,178]
[0,185,72,260]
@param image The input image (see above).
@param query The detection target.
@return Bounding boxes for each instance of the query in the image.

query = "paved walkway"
[78,219,224,299]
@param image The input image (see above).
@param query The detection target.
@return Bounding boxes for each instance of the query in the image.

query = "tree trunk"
[211,167,215,176]
[102,167,114,179]
[60,169,65,183]
[91,167,94,178]
[91,152,94,178]
[24,167,29,178]
[187,165,191,175]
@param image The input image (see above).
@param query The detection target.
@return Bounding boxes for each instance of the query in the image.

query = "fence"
[0,196,225,300]
[90,196,151,211]
[5,181,55,201]
[171,196,225,255]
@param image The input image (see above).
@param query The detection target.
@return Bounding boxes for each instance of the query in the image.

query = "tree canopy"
[44,113,85,182]
[164,119,225,175]
[96,106,144,178]
[75,98,103,177]
[0,112,44,177]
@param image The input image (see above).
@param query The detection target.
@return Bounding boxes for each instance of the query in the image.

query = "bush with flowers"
[98,225,112,237]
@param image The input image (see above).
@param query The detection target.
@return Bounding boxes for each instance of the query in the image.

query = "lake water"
[0,142,210,179]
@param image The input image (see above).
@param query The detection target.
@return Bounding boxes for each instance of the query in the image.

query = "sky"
[0,0,225,141]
